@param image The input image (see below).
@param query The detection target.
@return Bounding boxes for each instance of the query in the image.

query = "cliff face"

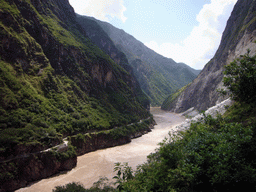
[162,0,256,113]
[1,150,77,192]
[81,16,200,106]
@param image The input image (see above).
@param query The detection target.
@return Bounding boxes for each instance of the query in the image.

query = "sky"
[69,0,238,70]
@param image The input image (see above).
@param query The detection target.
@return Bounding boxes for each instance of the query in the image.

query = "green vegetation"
[0,58,130,157]
[130,59,176,106]
[75,15,173,107]
[0,1,152,190]
[53,179,116,192]
[53,182,88,192]
[115,112,256,191]
[223,50,256,104]
[105,118,154,140]
[50,144,77,161]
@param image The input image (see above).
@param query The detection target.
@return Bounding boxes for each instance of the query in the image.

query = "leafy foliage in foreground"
[117,113,256,191]
[53,179,116,192]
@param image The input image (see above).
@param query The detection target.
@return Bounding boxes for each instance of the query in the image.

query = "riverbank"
[70,117,156,156]
[0,117,155,192]
[15,108,185,192]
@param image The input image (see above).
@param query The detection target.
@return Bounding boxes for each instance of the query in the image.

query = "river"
[17,107,185,192]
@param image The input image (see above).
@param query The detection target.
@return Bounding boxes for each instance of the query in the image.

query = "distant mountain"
[78,15,199,106]
[162,0,256,112]
[178,62,201,76]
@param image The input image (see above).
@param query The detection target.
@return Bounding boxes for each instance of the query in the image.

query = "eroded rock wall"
[0,150,77,192]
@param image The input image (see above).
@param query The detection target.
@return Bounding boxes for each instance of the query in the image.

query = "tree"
[223,50,256,104]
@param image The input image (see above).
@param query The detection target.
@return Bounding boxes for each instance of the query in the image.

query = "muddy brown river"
[17,107,185,192]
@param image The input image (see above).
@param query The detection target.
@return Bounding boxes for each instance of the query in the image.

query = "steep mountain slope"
[80,16,200,106]
[0,0,153,190]
[75,14,150,108]
[162,0,256,113]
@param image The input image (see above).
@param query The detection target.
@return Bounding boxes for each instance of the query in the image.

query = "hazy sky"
[69,0,237,69]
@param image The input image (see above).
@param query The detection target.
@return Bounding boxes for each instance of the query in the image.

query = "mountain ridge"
[162,0,256,113]
[81,15,200,106]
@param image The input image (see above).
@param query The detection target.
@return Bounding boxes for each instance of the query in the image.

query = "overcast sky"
[69,0,237,70]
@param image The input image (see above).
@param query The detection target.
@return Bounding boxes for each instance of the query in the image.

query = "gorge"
[1,0,256,191]
[0,0,196,191]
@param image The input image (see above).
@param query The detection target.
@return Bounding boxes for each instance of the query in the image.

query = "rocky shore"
[170,98,233,134]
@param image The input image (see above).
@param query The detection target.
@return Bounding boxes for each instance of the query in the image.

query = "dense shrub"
[223,51,256,104]
[53,180,116,192]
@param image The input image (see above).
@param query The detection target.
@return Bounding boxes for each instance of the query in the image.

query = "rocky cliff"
[0,147,77,192]
[82,16,200,106]
[162,0,256,113]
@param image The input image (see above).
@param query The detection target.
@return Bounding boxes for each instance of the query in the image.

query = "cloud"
[69,0,127,23]
[145,0,237,69]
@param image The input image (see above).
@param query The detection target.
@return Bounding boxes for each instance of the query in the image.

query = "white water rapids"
[17,107,185,192]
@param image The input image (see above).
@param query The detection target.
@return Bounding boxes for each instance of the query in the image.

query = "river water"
[17,107,185,192]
